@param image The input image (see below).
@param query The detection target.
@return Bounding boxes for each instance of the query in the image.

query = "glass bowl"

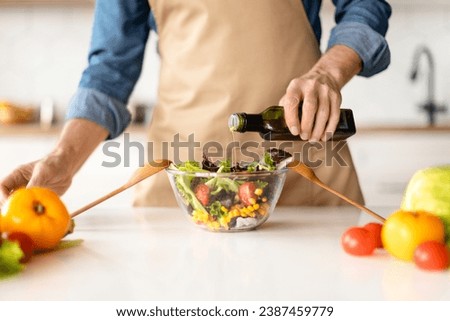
[165,168,287,232]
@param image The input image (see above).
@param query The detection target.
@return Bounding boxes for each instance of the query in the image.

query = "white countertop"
[0,206,449,301]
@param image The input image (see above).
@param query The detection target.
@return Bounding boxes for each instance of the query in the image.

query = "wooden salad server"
[70,159,171,218]
[288,160,386,223]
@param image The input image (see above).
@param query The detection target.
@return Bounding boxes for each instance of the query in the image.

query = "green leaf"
[0,240,25,279]
[35,239,84,254]
[172,161,208,173]
[175,173,207,212]
[205,177,239,195]
[244,152,276,172]
[209,201,225,218]
[246,161,259,172]
[55,239,84,250]
[217,159,232,173]
[260,151,276,171]
[255,180,269,189]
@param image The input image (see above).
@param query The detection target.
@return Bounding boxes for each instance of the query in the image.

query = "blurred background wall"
[1,1,449,126]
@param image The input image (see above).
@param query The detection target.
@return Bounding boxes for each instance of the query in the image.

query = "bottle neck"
[229,113,264,132]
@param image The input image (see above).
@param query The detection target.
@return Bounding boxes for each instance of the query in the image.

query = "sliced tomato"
[195,184,210,206]
[238,182,256,206]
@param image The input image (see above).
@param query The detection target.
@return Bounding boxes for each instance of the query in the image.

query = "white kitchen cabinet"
[348,131,450,207]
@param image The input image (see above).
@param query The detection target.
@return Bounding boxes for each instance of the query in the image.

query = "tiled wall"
[1,2,450,126]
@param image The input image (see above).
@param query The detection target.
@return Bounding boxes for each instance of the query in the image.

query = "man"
[0,0,391,206]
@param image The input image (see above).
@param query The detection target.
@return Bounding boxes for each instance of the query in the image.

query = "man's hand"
[0,119,108,205]
[279,45,362,142]
[0,154,73,202]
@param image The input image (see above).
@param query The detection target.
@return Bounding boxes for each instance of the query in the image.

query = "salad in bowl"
[165,149,291,231]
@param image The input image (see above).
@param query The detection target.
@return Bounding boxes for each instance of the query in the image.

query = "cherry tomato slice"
[364,222,384,248]
[341,227,377,256]
[414,241,449,271]
[238,182,256,206]
[194,184,210,206]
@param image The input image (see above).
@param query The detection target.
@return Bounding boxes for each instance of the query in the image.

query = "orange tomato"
[0,187,70,250]
[381,209,445,261]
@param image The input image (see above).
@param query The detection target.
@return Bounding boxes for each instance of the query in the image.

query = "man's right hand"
[0,153,73,204]
[0,118,109,205]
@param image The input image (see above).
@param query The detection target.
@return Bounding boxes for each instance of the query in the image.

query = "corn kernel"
[247,205,254,211]
[209,221,221,230]
[254,188,263,196]
[262,197,267,202]
[249,198,256,205]
[253,203,260,210]
[221,206,228,213]
[219,217,228,228]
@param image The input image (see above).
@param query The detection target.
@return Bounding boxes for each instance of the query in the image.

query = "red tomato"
[195,184,210,206]
[413,241,449,271]
[364,222,383,248]
[238,182,256,206]
[341,227,377,256]
[7,232,35,263]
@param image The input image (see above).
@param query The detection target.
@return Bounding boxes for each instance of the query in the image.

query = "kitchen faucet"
[409,45,447,126]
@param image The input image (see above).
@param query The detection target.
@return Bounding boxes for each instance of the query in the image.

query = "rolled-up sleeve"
[66,88,131,139]
[328,0,392,77]
[66,0,151,139]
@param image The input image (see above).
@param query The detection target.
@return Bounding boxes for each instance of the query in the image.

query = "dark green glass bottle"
[228,106,356,141]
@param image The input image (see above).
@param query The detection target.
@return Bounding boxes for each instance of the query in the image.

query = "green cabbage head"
[401,165,450,246]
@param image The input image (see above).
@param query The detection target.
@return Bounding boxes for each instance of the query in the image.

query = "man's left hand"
[279,45,362,142]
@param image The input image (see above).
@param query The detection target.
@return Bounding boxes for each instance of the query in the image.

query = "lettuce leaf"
[169,163,207,212]
[246,161,259,172]
[243,152,277,172]
[260,151,276,171]
[0,240,24,279]
[173,161,208,173]
[209,201,226,218]
[205,176,239,195]
[217,159,232,173]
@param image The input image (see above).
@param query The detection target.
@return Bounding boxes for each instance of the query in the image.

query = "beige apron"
[134,0,364,206]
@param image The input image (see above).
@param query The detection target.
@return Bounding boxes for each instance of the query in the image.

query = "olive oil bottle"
[228,105,356,141]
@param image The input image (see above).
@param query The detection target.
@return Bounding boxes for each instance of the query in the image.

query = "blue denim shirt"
[67,0,392,139]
